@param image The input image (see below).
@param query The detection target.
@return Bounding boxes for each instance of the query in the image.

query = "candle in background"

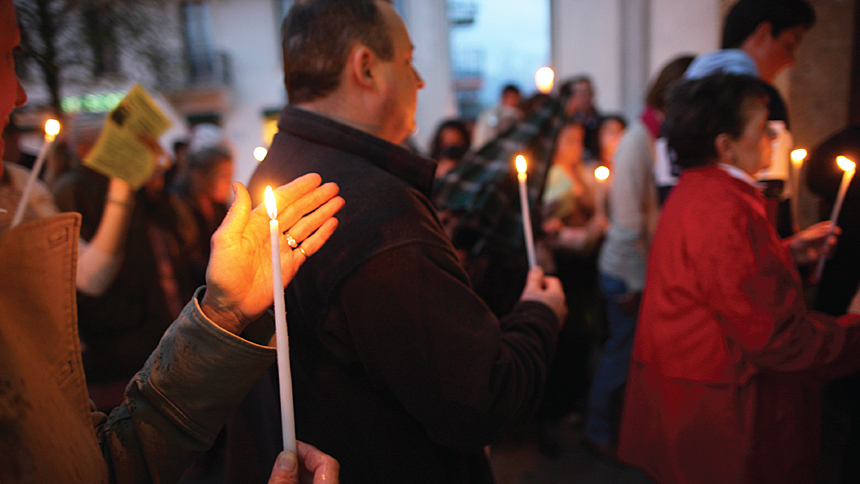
[11,119,60,228]
[813,155,856,281]
[254,146,268,162]
[594,165,610,219]
[264,186,297,454]
[535,67,554,94]
[790,148,807,231]
[515,155,537,268]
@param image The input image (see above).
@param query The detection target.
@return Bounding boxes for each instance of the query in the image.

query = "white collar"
[717,163,760,188]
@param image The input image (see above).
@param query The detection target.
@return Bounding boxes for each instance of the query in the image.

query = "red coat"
[618,166,860,484]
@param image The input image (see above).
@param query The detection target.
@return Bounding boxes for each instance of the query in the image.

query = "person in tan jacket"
[0,1,342,482]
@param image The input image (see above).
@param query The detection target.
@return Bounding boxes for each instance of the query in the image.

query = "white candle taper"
[594,165,610,220]
[11,119,59,228]
[813,156,856,281]
[790,149,807,232]
[515,155,537,268]
[264,186,297,454]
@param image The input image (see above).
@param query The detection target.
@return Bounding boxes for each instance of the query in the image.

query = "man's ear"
[715,133,735,163]
[750,21,773,43]
[347,44,376,89]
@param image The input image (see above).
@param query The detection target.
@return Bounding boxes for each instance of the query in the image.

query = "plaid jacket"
[433,94,568,256]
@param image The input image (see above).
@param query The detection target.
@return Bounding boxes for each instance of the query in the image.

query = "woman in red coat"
[617,74,860,484]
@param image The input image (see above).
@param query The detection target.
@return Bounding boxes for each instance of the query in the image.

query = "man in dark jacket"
[227,1,568,483]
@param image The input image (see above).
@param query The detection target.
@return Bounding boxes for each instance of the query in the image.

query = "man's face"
[0,0,28,163]
[374,1,425,145]
[758,24,807,82]
[207,159,234,205]
[501,90,520,109]
[566,80,594,115]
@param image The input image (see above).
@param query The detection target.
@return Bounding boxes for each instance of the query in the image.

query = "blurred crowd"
[4,0,860,483]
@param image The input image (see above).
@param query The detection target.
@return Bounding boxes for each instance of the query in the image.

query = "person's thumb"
[267,451,298,484]
[526,265,545,288]
[217,182,252,239]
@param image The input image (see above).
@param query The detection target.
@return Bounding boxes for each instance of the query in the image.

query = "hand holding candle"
[11,119,59,228]
[813,155,855,281]
[265,185,297,454]
[515,155,538,268]
[200,174,342,449]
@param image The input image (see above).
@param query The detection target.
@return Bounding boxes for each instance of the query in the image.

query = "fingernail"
[276,451,297,472]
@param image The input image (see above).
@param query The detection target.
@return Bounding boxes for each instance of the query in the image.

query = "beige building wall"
[399,0,458,153]
[551,0,722,118]
[551,0,625,112]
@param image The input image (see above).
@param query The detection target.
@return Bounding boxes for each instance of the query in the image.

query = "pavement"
[489,416,653,484]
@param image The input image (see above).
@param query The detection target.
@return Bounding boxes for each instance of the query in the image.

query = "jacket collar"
[278,106,436,198]
[692,164,767,202]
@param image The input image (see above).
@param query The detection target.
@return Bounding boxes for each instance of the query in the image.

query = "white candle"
[11,119,60,228]
[515,155,537,268]
[594,165,610,220]
[264,186,297,454]
[814,156,856,281]
[790,149,807,232]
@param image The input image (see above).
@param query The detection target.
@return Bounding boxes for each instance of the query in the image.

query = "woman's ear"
[715,133,735,164]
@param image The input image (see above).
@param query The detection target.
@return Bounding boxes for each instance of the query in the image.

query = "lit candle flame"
[254,146,268,162]
[265,186,277,220]
[535,67,554,94]
[45,119,60,142]
[595,165,610,181]
[515,155,527,175]
[791,149,807,163]
[837,156,856,172]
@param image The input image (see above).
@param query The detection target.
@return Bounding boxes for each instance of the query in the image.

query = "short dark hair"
[429,119,471,160]
[664,74,768,169]
[282,0,394,104]
[645,55,695,111]
[599,114,627,130]
[721,0,815,49]
[557,120,586,139]
[501,84,521,97]
[559,75,593,97]
[186,145,233,173]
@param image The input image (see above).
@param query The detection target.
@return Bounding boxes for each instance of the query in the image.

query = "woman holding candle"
[617,74,860,484]
[535,121,607,439]
[541,120,606,253]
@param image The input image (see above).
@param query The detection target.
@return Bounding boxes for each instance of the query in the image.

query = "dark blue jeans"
[584,272,638,444]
